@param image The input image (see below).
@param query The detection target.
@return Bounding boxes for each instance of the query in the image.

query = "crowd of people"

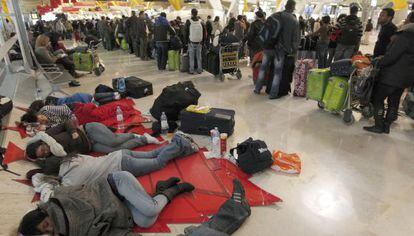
[12,1,414,234]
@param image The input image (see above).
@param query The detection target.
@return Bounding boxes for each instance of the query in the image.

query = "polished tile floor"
[0,38,413,236]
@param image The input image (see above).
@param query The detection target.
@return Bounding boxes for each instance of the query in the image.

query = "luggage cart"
[218,43,242,81]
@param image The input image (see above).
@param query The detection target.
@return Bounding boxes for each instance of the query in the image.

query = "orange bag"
[351,54,371,70]
[271,151,301,174]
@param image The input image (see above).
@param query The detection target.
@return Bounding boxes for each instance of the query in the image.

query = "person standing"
[373,8,397,57]
[363,13,414,134]
[245,11,265,60]
[126,11,140,55]
[212,16,223,35]
[185,9,205,74]
[206,15,213,44]
[334,4,363,61]
[254,0,300,99]
[361,19,373,45]
[327,14,346,66]
[137,11,149,60]
[309,15,331,68]
[154,12,175,70]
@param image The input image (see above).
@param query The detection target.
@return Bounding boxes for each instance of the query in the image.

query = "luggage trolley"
[341,60,376,125]
[218,42,242,81]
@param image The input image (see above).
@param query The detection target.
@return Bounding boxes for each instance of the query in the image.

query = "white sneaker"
[143,133,162,144]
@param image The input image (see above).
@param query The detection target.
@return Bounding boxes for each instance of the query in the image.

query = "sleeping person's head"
[18,208,53,235]
[26,141,51,160]
[21,111,49,126]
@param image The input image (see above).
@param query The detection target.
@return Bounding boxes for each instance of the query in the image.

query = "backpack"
[258,13,282,49]
[230,138,273,174]
[189,19,203,43]
[339,16,361,45]
[150,81,201,121]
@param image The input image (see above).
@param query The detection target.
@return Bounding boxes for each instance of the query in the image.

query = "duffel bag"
[150,81,201,121]
[330,59,354,77]
[230,138,273,174]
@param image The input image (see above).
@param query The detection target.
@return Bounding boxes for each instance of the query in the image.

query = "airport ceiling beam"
[207,0,224,11]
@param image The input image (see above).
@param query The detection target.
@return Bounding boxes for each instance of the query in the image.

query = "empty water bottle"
[210,127,220,157]
[116,106,125,130]
[117,77,126,93]
[160,112,169,135]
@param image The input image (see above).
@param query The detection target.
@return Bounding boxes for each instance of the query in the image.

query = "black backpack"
[258,13,282,49]
[230,138,273,174]
[150,81,201,121]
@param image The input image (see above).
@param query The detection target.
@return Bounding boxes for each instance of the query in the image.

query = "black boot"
[363,108,385,134]
[159,182,195,203]
[154,177,180,195]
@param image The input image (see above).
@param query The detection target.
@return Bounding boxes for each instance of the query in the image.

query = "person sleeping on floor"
[26,131,198,202]
[24,120,162,164]
[20,98,136,131]
[18,174,250,235]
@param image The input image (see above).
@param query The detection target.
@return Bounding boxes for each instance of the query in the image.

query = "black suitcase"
[112,76,153,99]
[179,108,235,136]
[207,52,220,75]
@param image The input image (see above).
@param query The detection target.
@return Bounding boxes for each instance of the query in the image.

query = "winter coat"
[39,177,138,236]
[336,14,363,46]
[378,23,414,89]
[137,17,148,38]
[154,16,175,42]
[126,15,140,39]
[268,11,300,54]
[246,19,264,52]
[374,22,397,57]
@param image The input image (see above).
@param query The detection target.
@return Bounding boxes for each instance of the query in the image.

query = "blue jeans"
[110,171,168,228]
[316,42,329,68]
[156,42,169,70]
[334,44,356,61]
[57,93,93,105]
[120,132,197,176]
[84,122,147,153]
[189,42,202,73]
[254,48,286,98]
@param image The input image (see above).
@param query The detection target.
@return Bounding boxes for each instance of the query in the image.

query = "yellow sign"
[169,0,182,11]
[243,0,248,13]
[392,0,408,10]
[1,0,11,22]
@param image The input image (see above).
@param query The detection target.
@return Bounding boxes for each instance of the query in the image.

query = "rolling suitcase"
[73,52,94,71]
[293,59,315,97]
[322,76,348,112]
[402,87,414,119]
[168,50,180,71]
[179,108,235,136]
[121,39,129,50]
[112,76,153,99]
[207,52,220,75]
[251,51,271,84]
[306,68,331,101]
[180,53,189,72]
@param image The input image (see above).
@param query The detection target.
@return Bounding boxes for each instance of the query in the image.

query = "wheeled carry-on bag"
[180,53,189,72]
[168,50,180,71]
[179,108,235,136]
[322,76,348,112]
[293,59,315,97]
[306,68,331,101]
[402,87,414,119]
[73,52,94,71]
[113,76,153,99]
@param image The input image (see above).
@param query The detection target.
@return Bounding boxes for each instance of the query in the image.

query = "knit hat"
[255,11,264,18]
[18,208,48,235]
[26,141,43,160]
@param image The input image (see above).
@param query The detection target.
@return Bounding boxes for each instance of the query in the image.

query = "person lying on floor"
[27,132,198,201]
[44,92,121,106]
[25,120,161,162]
[18,171,195,234]
[21,103,73,130]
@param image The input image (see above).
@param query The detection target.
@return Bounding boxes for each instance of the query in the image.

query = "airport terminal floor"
[0,32,413,235]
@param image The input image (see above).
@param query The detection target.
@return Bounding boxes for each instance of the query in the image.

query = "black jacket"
[374,22,397,57]
[46,120,91,155]
[125,15,139,38]
[136,17,147,38]
[378,23,414,89]
[246,19,264,52]
[154,16,175,42]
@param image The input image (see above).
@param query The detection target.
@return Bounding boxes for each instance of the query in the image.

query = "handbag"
[230,138,273,174]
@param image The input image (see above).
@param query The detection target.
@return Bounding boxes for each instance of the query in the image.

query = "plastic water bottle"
[117,77,126,93]
[116,106,125,130]
[210,127,220,157]
[160,112,169,135]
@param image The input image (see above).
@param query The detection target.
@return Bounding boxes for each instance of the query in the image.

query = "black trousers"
[56,57,76,76]
[372,83,404,121]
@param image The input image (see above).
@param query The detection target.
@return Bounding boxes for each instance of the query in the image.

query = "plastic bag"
[271,151,301,174]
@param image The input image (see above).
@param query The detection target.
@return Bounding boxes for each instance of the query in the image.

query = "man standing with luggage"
[154,12,175,70]
[254,0,300,99]
[137,11,149,60]
[246,11,265,60]
[185,9,205,74]
[126,11,140,55]
[334,4,363,61]
[373,8,397,58]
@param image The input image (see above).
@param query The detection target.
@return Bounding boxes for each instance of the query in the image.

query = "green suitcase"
[73,52,94,72]
[306,68,330,101]
[121,39,129,50]
[322,76,348,112]
[168,50,180,71]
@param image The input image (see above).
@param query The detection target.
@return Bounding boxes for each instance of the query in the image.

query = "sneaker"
[175,131,199,152]
[69,81,81,87]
